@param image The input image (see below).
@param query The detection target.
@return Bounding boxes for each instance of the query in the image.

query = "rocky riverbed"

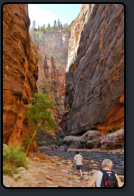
[40,146,124,176]
[3,147,124,187]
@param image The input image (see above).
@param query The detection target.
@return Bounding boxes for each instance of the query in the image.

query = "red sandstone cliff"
[62,4,124,141]
[30,28,71,139]
[3,4,38,149]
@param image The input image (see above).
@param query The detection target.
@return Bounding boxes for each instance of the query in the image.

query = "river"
[39,147,124,177]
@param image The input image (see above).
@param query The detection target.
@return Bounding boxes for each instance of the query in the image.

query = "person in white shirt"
[86,159,122,187]
[73,151,83,179]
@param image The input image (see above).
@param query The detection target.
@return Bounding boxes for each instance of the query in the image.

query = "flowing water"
[40,147,124,176]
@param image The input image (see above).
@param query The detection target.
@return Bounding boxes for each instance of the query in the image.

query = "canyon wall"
[3,4,38,149]
[62,4,124,141]
[30,28,71,139]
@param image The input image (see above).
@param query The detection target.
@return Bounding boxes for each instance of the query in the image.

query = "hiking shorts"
[76,165,82,170]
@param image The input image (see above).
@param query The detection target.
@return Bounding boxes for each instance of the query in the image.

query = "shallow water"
[40,148,124,176]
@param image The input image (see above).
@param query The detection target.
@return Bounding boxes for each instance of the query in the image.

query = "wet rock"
[90,160,96,163]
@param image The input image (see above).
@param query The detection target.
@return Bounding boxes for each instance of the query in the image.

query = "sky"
[28,4,82,28]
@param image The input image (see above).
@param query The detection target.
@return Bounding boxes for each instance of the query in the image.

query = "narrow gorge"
[3,3,125,188]
[3,4,124,152]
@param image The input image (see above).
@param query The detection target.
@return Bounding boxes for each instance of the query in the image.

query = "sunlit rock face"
[3,4,38,148]
[62,4,124,138]
[30,28,71,137]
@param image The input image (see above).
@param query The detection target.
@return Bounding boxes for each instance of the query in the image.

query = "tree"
[47,23,51,28]
[58,19,61,28]
[32,20,36,29]
[54,20,57,27]
[24,93,55,156]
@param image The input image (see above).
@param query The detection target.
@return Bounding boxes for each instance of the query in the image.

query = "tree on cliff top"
[24,92,55,155]
[32,20,36,29]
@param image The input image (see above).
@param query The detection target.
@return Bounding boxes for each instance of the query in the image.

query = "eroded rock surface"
[3,4,38,148]
[62,4,124,139]
[62,129,124,150]
[101,129,124,150]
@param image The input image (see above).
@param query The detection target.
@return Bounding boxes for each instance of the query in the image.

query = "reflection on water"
[40,148,124,176]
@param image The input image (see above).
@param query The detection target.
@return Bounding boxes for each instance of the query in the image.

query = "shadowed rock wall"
[62,4,124,136]
[3,4,38,148]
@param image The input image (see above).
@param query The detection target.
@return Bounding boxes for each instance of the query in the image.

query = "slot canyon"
[3,4,124,188]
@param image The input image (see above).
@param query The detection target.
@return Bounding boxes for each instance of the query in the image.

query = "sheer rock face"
[3,4,38,148]
[62,4,124,136]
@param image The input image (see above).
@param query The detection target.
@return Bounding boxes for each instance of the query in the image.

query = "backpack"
[100,169,118,187]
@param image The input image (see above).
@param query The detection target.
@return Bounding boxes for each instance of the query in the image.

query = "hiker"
[73,151,83,179]
[86,159,122,187]
[64,146,68,154]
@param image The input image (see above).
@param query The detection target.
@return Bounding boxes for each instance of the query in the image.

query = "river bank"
[3,147,124,187]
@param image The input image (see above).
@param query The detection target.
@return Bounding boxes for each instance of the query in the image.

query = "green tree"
[54,20,57,27]
[47,23,51,29]
[24,93,55,156]
[32,20,36,29]
[58,19,61,28]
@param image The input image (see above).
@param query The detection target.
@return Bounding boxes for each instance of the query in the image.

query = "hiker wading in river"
[86,159,122,187]
[73,151,83,179]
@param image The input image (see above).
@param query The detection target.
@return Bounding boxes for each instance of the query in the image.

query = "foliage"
[3,144,27,177]
[38,53,43,62]
[51,85,56,91]
[24,93,55,132]
[22,131,31,149]
[23,93,55,156]
[46,140,53,145]
[55,135,60,145]
[29,19,71,48]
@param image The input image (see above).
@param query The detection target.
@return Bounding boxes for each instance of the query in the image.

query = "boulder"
[62,130,101,149]
[100,129,124,150]
[78,131,101,149]
[62,135,80,148]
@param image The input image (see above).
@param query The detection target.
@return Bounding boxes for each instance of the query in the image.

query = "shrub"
[3,144,27,177]
[3,144,27,168]
[55,136,60,145]
[46,140,53,145]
